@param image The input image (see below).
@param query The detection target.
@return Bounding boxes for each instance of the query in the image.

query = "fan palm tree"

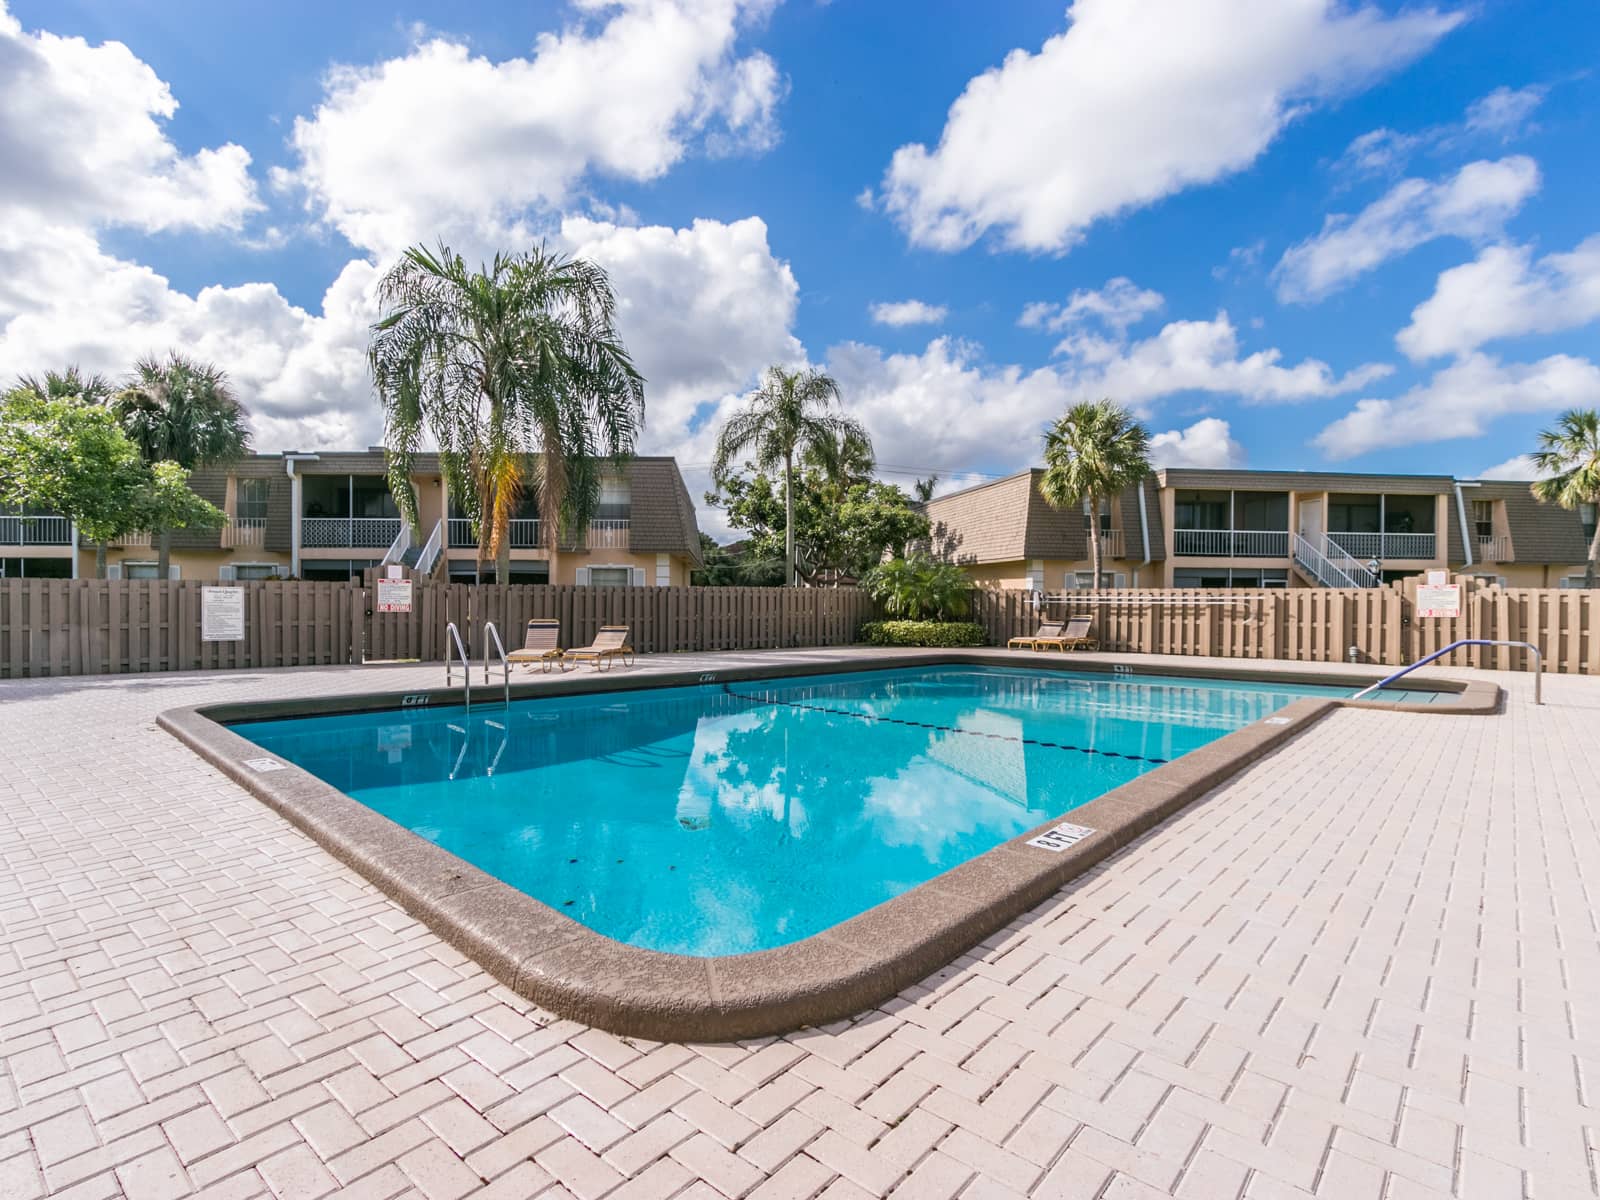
[369,242,644,584]
[14,366,115,405]
[1039,400,1152,590]
[113,353,251,578]
[1531,409,1600,588]
[712,366,870,586]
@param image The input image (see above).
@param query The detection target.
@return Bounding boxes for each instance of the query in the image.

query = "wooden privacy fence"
[971,576,1600,675]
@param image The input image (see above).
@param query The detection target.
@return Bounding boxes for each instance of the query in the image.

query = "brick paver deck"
[2,651,1596,1199]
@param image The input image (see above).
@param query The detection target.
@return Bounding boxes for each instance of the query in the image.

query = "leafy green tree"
[1531,408,1600,588]
[369,242,644,584]
[0,389,224,577]
[1039,400,1151,589]
[113,352,251,578]
[690,533,785,587]
[861,556,972,621]
[712,367,870,586]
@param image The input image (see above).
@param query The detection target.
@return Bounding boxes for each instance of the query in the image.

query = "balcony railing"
[301,516,402,548]
[221,517,268,549]
[118,530,154,548]
[1327,532,1436,561]
[1475,535,1511,562]
[445,518,543,549]
[1083,527,1125,559]
[0,515,72,546]
[1173,529,1291,558]
[562,518,630,551]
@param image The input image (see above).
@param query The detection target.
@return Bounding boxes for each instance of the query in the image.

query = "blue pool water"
[236,666,1440,956]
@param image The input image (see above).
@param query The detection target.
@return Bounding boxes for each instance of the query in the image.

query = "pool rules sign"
[201,587,245,642]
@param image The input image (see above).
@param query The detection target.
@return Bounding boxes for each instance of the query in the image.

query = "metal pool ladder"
[1352,638,1542,705]
[445,621,472,711]
[482,621,510,707]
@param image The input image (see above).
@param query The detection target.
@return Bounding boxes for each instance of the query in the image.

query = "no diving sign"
[1026,823,1097,852]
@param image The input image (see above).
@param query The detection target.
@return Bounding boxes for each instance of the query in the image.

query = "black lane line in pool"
[719,685,1170,767]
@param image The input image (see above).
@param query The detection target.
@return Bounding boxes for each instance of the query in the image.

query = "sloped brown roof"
[1468,480,1591,564]
[923,470,1162,564]
[621,458,703,564]
[1157,468,1457,495]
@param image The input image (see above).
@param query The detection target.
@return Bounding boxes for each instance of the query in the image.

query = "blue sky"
[2,0,1598,530]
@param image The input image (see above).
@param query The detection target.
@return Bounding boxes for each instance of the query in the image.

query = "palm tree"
[712,366,870,586]
[113,353,251,578]
[14,367,115,405]
[913,475,938,503]
[1039,400,1152,590]
[1531,409,1600,588]
[369,242,644,584]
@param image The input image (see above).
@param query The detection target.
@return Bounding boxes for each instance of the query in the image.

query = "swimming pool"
[233,664,1442,957]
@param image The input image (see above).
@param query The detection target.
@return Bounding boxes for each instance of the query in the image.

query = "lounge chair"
[564,625,635,671]
[506,619,568,673]
[1035,616,1099,652]
[1009,620,1065,651]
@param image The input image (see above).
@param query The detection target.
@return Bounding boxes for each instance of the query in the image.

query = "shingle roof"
[923,470,1161,564]
[1467,480,1591,564]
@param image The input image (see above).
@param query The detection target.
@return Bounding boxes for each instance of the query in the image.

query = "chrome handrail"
[445,621,471,711]
[482,621,510,707]
[1353,639,1542,705]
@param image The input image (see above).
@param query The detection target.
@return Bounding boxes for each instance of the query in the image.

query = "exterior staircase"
[1291,532,1381,588]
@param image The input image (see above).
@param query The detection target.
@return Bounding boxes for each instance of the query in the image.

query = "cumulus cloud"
[1149,417,1245,468]
[283,0,783,256]
[0,2,259,232]
[1397,235,1600,361]
[1475,454,1547,482]
[869,300,948,328]
[878,0,1461,253]
[1330,84,1546,180]
[1314,352,1600,459]
[1019,277,1163,337]
[1274,156,1540,302]
[1465,84,1546,139]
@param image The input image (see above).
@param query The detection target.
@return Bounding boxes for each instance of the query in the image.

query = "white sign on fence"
[1416,583,1461,619]
[376,579,413,613]
[201,586,245,641]
[1426,569,1449,587]
[385,564,404,581]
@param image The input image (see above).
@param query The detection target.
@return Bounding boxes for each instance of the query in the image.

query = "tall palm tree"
[1039,400,1152,591]
[369,242,644,584]
[113,353,251,578]
[712,367,870,586]
[1531,409,1600,588]
[14,367,115,405]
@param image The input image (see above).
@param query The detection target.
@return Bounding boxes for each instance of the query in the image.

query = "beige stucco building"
[921,467,1596,590]
[2,451,703,585]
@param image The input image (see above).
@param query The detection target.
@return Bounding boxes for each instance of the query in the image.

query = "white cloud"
[283,0,782,256]
[878,0,1461,252]
[1475,454,1547,481]
[1330,84,1546,180]
[1019,277,1162,336]
[1397,236,1600,360]
[1464,84,1545,139]
[1314,352,1600,458]
[1274,156,1540,302]
[1149,417,1245,468]
[0,2,259,233]
[869,300,948,328]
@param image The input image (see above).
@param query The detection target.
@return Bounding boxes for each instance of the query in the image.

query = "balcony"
[1327,532,1436,560]
[446,518,543,549]
[558,518,631,551]
[301,517,402,549]
[0,515,73,546]
[1174,529,1290,558]
[221,517,268,549]
[1083,527,1125,559]
[1475,535,1511,563]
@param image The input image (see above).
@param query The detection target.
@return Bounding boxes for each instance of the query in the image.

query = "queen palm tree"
[369,242,644,584]
[712,367,870,586]
[1531,409,1600,588]
[113,353,251,578]
[1039,400,1151,591]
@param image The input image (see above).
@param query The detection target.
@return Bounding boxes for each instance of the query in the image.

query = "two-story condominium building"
[922,467,1597,591]
[1,451,703,584]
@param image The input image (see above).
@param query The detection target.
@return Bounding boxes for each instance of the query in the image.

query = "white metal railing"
[445,622,471,712]
[580,518,629,549]
[0,515,73,545]
[1173,529,1291,558]
[445,517,542,549]
[302,516,403,548]
[1291,532,1378,588]
[415,520,444,576]
[1082,527,1125,559]
[1327,531,1437,561]
[221,517,267,549]
[1476,535,1510,562]
[446,518,473,547]
[482,621,509,707]
[118,530,154,548]
[380,520,413,566]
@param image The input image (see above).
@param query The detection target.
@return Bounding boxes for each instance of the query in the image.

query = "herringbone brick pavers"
[1,650,1595,1198]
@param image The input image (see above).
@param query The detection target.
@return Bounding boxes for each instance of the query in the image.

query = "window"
[588,567,632,587]
[1562,574,1595,589]
[1582,503,1597,546]
[122,561,161,580]
[301,559,378,582]
[233,563,280,581]
[1329,498,1380,533]
[237,478,269,522]
[1234,493,1289,531]
[1072,571,1122,589]
[0,557,71,579]
[1174,491,1227,530]
[1471,499,1495,540]
[1080,497,1111,533]
[1172,567,1287,588]
[597,479,631,522]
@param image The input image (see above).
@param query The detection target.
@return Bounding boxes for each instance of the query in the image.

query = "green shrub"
[859,619,987,647]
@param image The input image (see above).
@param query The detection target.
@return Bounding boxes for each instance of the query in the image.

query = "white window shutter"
[106,564,122,580]
[168,565,181,580]
[1114,573,1126,589]
[632,567,646,587]
[217,565,235,581]
[276,563,290,579]
[575,567,589,586]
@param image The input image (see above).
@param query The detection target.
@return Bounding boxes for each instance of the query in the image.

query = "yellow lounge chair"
[1034,616,1098,652]
[506,618,567,673]
[564,625,635,671]
[1009,620,1065,651]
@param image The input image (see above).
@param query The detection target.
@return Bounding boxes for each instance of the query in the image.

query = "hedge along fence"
[0,578,878,678]
[970,575,1600,674]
